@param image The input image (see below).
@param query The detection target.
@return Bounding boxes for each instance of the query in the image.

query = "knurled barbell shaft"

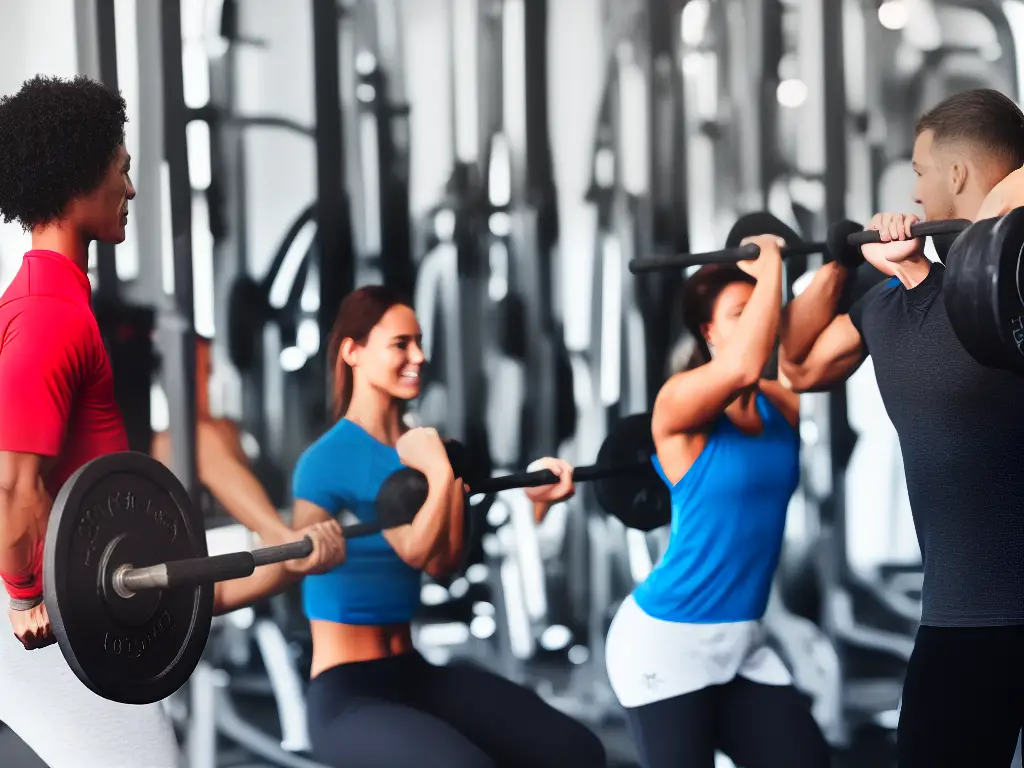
[469,459,649,495]
[628,240,827,274]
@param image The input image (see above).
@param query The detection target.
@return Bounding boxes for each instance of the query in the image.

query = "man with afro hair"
[0,74,184,767]
[0,75,348,767]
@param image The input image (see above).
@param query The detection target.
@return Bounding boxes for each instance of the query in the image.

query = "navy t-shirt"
[848,264,1024,627]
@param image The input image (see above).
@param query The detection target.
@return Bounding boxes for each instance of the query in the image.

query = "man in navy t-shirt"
[780,88,1024,767]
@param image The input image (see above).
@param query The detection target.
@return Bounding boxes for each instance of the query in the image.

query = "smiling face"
[343,304,425,401]
[71,144,134,243]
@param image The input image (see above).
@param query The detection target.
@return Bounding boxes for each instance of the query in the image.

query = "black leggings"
[898,624,1024,768]
[624,677,830,768]
[306,652,607,767]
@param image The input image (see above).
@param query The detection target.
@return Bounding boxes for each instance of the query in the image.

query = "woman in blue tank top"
[605,223,830,768]
[290,285,607,767]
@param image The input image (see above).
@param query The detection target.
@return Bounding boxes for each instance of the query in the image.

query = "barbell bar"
[110,518,388,596]
[628,239,828,274]
[378,413,671,534]
[628,219,868,274]
[845,218,970,246]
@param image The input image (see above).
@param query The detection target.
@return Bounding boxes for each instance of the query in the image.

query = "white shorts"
[0,625,182,768]
[605,595,793,708]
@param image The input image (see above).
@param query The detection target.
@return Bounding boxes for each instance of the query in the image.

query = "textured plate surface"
[43,452,213,705]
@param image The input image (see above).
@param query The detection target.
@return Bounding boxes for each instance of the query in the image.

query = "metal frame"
[311,0,355,425]
[74,0,121,299]
[158,0,201,502]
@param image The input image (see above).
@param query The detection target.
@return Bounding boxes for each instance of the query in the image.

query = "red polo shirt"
[0,250,127,495]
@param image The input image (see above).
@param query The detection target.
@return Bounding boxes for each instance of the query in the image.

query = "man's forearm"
[781,262,850,363]
[213,563,301,616]
[0,484,50,580]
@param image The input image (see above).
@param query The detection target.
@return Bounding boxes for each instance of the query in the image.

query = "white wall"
[0,0,80,287]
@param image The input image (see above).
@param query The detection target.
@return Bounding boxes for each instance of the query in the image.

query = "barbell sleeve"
[469,459,650,495]
[846,218,970,247]
[628,240,826,274]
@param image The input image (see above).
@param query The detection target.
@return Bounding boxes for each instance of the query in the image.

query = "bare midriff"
[308,620,415,677]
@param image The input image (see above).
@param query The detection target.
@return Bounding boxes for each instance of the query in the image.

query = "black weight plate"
[43,452,214,705]
[593,413,672,532]
[826,219,865,269]
[945,218,1012,370]
[989,208,1024,374]
[375,467,428,530]
[227,275,269,373]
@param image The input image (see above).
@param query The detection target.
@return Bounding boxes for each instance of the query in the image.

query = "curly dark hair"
[0,75,128,230]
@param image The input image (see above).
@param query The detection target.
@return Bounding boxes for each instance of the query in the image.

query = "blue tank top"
[292,419,421,625]
[632,393,799,623]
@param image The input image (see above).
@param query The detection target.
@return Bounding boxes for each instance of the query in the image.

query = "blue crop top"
[632,393,799,624]
[292,419,421,625]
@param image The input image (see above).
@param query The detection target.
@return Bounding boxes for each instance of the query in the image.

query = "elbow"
[721,358,762,390]
[778,360,811,393]
[779,359,816,393]
[400,539,434,572]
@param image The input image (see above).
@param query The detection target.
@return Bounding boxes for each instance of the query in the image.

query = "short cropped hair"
[0,75,128,230]
[916,88,1024,171]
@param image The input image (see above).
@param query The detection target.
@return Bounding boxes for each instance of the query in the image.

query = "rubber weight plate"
[593,413,671,532]
[945,213,1024,374]
[986,208,1024,374]
[945,220,999,367]
[43,452,214,705]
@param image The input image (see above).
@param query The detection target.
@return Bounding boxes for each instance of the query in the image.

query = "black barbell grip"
[468,459,649,495]
[118,521,388,594]
[628,240,827,274]
[846,219,970,247]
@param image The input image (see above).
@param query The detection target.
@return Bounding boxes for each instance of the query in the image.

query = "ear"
[700,322,714,345]
[339,337,359,368]
[949,160,967,195]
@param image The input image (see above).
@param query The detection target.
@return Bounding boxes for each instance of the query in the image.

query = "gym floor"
[0,712,899,767]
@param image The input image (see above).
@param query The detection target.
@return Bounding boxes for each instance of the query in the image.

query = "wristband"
[8,595,43,611]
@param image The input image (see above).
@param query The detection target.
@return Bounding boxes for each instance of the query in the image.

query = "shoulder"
[848,273,899,333]
[0,297,96,357]
[858,274,901,308]
[299,420,364,462]
[293,421,363,488]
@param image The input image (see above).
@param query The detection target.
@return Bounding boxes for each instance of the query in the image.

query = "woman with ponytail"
[605,217,830,768]
[290,285,607,767]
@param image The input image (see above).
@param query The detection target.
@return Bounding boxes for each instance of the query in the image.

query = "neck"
[345,386,405,446]
[891,256,932,290]
[31,222,90,273]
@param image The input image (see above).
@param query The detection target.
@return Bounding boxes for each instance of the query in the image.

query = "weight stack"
[94,301,158,454]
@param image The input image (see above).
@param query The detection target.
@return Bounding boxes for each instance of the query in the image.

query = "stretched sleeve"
[292,444,350,515]
[0,301,93,457]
